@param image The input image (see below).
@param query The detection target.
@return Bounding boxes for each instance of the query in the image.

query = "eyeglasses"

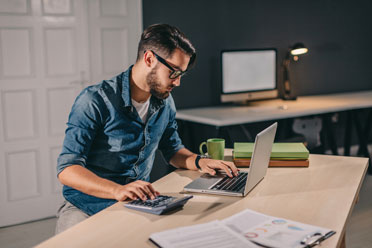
[148,50,187,79]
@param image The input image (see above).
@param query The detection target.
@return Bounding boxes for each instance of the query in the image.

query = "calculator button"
[125,195,193,215]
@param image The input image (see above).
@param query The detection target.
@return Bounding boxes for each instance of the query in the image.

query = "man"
[56,24,238,233]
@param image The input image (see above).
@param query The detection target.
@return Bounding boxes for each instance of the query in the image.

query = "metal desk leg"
[344,111,352,156]
[319,127,326,154]
[240,124,253,141]
[322,114,338,155]
[215,126,221,138]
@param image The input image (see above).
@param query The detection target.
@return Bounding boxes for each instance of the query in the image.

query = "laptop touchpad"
[184,174,224,190]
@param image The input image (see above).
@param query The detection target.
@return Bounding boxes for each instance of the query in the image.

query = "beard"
[146,67,172,99]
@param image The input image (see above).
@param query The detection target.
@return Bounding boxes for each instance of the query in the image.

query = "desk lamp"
[282,43,308,100]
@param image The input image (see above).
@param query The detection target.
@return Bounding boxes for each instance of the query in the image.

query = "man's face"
[146,48,190,99]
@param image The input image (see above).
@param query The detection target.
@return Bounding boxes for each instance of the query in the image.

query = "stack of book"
[233,142,310,167]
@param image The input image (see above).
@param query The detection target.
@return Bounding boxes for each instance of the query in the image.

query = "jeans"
[63,185,117,216]
[55,201,89,234]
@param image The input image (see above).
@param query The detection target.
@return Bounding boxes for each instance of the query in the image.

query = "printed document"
[150,220,258,248]
[150,209,335,248]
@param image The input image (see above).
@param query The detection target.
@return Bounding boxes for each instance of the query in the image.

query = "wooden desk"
[36,153,368,248]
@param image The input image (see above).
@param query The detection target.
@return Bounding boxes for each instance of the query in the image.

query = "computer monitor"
[220,48,278,103]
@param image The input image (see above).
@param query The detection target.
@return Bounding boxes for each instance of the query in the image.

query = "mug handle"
[199,142,207,155]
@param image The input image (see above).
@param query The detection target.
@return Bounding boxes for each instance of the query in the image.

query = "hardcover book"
[233,142,309,159]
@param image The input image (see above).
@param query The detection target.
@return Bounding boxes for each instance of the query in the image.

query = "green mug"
[199,138,225,160]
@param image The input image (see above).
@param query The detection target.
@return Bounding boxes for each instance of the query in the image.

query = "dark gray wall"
[143,0,372,109]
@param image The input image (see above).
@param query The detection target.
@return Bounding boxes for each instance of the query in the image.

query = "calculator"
[124,195,193,215]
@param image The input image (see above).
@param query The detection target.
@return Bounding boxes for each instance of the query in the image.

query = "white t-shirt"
[131,97,150,123]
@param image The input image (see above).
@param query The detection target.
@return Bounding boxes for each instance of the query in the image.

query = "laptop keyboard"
[211,172,248,192]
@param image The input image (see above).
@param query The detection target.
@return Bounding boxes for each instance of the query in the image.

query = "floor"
[345,173,372,248]
[1,155,371,248]
[0,217,56,248]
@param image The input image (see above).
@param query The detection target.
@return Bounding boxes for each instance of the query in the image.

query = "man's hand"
[169,148,239,177]
[198,159,239,177]
[113,180,160,201]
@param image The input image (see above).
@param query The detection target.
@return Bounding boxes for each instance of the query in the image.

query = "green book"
[233,142,309,159]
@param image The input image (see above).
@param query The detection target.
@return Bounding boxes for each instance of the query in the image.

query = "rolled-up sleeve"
[57,87,106,176]
[158,98,184,162]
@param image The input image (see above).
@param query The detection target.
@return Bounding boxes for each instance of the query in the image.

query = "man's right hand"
[58,165,160,202]
[113,180,160,202]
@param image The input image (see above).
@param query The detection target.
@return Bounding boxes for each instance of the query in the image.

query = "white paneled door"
[88,0,142,83]
[0,0,142,227]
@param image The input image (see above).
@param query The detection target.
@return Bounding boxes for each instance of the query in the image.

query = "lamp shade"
[290,43,308,56]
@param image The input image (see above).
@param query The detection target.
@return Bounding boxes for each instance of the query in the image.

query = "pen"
[318,231,336,242]
[304,231,336,248]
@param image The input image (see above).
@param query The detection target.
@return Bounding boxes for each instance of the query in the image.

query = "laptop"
[184,122,277,196]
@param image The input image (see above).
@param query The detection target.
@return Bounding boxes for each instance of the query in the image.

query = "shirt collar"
[121,65,165,111]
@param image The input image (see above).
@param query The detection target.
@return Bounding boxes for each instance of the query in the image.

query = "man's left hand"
[198,158,239,177]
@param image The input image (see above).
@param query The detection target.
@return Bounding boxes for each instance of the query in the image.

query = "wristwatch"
[195,155,209,170]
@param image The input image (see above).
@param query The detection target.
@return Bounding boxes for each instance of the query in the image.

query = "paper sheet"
[244,218,332,248]
[221,208,271,234]
[222,208,333,248]
[150,209,334,248]
[150,221,258,248]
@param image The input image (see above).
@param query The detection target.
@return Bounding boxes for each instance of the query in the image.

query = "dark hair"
[136,24,196,69]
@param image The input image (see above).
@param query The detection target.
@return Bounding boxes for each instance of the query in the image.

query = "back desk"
[176,91,372,126]
[176,90,372,173]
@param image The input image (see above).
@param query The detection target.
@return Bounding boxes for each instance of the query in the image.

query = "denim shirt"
[57,66,184,215]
